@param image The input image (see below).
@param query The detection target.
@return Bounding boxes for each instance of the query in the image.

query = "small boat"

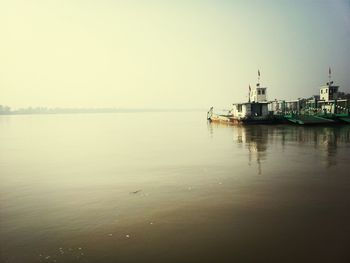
[207,104,275,124]
[207,71,275,124]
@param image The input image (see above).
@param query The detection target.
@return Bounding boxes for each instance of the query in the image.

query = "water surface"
[1,112,350,262]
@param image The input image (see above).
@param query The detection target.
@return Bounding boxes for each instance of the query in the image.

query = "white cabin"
[231,83,270,119]
[231,102,269,119]
[320,83,339,102]
[250,84,267,103]
[318,81,346,114]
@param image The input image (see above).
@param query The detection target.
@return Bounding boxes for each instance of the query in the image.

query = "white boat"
[207,72,273,124]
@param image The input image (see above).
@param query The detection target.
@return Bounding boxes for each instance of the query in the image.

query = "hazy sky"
[1,0,350,109]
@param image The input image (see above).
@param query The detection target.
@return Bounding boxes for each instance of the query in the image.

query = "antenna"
[328,67,331,86]
[257,69,261,86]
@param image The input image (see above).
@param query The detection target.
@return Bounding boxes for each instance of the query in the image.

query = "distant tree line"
[0,105,202,115]
[0,105,11,114]
[0,105,122,114]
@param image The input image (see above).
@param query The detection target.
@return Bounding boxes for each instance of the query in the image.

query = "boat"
[207,71,275,124]
[278,69,350,125]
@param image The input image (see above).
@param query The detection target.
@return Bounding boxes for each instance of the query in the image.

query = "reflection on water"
[208,122,350,173]
[1,113,350,263]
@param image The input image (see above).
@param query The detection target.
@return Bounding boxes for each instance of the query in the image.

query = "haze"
[1,0,350,109]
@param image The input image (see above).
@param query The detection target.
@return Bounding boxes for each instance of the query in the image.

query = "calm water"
[1,112,350,263]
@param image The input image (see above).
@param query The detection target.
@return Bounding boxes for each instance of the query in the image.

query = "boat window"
[262,89,265,95]
[258,90,261,95]
[321,90,323,94]
[237,104,242,112]
[326,89,328,93]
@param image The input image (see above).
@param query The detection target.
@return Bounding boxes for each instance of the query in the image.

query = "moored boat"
[207,71,275,124]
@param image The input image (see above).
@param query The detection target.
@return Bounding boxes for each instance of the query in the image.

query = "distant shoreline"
[0,108,206,115]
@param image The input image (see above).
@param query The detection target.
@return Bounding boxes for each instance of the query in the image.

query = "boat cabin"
[250,83,267,103]
[320,82,339,102]
[318,81,348,114]
[231,83,269,119]
[231,102,269,119]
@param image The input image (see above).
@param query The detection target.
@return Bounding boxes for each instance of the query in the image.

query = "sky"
[1,0,350,109]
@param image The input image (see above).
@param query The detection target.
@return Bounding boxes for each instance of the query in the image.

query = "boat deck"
[284,115,335,125]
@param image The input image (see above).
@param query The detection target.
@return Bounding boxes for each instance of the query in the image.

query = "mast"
[248,85,251,103]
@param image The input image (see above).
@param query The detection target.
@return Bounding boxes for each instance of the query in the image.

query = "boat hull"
[208,114,277,125]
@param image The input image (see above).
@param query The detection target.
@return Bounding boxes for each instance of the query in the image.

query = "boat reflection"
[208,122,350,174]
